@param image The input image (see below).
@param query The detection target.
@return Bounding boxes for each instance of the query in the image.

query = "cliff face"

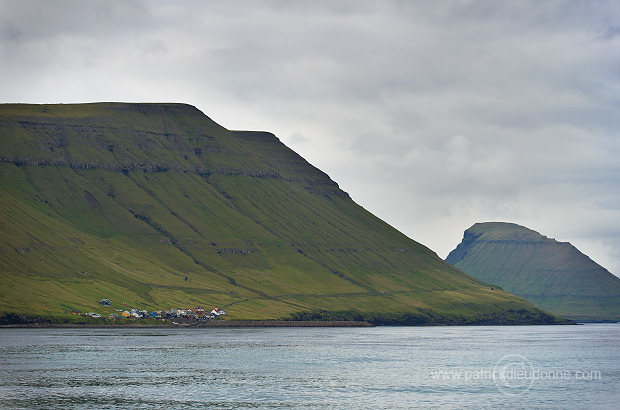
[446,222,620,321]
[0,104,565,324]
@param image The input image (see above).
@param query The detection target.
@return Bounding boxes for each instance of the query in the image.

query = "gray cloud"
[2,0,619,275]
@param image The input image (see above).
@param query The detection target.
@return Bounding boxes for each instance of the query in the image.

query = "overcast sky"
[2,0,619,276]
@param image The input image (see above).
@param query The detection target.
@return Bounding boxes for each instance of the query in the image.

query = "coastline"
[200,320,374,327]
[0,320,375,329]
[0,320,584,329]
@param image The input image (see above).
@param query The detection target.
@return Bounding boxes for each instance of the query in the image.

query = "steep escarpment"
[446,222,620,321]
[0,104,567,324]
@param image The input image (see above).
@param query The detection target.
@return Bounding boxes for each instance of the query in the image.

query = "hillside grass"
[0,104,569,324]
[447,222,620,321]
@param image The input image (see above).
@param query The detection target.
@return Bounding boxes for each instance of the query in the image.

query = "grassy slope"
[0,104,566,324]
[446,222,620,321]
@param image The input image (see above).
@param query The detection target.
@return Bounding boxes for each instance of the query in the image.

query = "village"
[71,299,226,322]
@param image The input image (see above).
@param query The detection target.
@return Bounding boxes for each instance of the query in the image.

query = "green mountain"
[0,103,567,325]
[446,222,620,322]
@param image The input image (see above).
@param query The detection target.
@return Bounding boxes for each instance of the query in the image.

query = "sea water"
[0,324,618,409]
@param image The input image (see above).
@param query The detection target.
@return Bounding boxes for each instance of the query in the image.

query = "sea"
[0,324,618,409]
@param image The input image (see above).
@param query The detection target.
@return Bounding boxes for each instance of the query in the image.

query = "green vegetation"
[446,222,620,322]
[0,103,569,324]
[0,312,168,326]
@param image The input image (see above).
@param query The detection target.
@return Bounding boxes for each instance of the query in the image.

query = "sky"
[2,0,619,276]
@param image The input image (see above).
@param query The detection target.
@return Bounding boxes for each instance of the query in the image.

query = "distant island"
[0,103,570,325]
[446,222,620,322]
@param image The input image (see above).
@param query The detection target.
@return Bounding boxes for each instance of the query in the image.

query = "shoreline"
[199,320,374,327]
[0,320,587,329]
[0,320,375,329]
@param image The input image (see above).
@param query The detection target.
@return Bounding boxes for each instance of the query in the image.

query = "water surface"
[0,324,618,408]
